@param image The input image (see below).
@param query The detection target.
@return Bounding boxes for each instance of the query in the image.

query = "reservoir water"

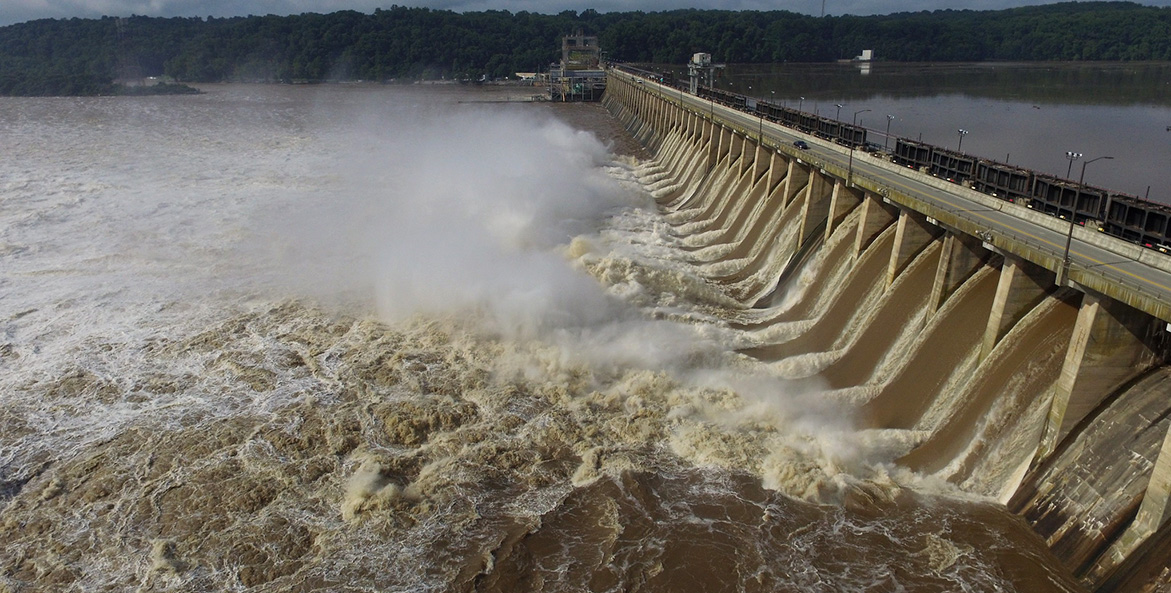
[0,80,1090,591]
[704,62,1171,204]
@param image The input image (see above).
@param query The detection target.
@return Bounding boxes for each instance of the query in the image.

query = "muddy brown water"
[0,84,1084,592]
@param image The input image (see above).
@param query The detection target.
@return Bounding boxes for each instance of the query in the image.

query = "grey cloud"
[3,0,1170,26]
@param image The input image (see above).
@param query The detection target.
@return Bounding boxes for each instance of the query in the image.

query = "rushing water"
[703,62,1171,204]
[0,83,1082,591]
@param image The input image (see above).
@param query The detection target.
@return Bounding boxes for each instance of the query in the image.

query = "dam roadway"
[605,69,1171,592]
[641,74,1171,324]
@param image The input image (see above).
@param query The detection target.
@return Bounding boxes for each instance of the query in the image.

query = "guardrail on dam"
[602,69,1171,591]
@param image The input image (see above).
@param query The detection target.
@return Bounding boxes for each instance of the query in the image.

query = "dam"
[602,69,1171,590]
[4,80,1170,592]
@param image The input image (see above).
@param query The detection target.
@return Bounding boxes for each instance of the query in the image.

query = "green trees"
[1,2,1170,96]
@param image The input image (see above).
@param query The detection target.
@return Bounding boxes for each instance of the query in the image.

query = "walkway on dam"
[639,77,1171,322]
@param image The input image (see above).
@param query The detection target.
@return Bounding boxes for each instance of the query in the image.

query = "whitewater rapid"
[0,84,1080,592]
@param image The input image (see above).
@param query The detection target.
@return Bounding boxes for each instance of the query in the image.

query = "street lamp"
[1059,155,1114,284]
[957,128,969,152]
[848,108,871,184]
[799,96,804,112]
[884,114,895,151]
[1065,151,1082,179]
[835,103,844,120]
[758,104,765,142]
[707,79,714,118]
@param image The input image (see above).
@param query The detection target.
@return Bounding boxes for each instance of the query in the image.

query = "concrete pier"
[1040,294,1166,460]
[928,233,990,320]
[980,256,1055,361]
[854,192,897,255]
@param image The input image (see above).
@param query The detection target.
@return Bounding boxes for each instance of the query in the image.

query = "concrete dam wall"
[602,72,1171,591]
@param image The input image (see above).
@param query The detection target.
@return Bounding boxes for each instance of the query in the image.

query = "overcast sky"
[2,0,1170,26]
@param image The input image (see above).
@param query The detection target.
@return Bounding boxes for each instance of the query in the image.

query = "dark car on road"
[793,140,809,149]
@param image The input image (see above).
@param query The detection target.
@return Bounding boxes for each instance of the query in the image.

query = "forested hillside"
[2,1,1169,95]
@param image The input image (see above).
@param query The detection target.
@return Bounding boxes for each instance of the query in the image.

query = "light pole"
[884,114,894,151]
[799,96,804,112]
[758,106,765,142]
[708,81,714,119]
[848,108,871,184]
[834,103,844,120]
[957,128,969,152]
[1065,151,1082,179]
[1059,155,1114,284]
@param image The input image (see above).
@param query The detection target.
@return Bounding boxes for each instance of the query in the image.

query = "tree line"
[1,1,1170,95]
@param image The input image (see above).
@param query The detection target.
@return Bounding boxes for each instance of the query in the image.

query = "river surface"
[700,62,1171,204]
[0,83,1083,591]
